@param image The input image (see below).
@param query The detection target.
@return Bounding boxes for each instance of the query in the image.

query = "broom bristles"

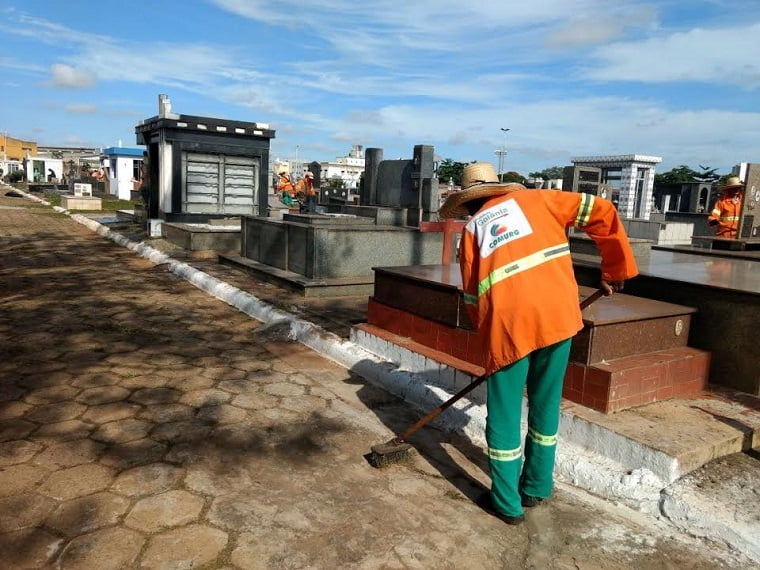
[368,440,415,468]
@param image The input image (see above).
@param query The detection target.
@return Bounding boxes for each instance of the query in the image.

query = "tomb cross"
[419,218,466,265]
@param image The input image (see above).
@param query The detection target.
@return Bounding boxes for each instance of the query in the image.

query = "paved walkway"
[0,188,752,569]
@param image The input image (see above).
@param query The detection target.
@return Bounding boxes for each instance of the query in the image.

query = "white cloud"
[317,95,760,172]
[64,104,98,114]
[47,64,96,89]
[585,23,760,87]
[0,57,46,73]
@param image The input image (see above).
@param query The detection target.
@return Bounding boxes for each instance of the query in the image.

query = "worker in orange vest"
[295,171,317,213]
[276,172,295,206]
[708,176,743,238]
[438,162,638,525]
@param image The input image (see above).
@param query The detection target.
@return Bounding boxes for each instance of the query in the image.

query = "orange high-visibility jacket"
[295,178,316,197]
[277,174,294,195]
[708,193,742,238]
[460,190,639,375]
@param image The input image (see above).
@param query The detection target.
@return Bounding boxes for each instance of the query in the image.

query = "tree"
[528,166,564,180]
[695,165,720,183]
[654,165,703,185]
[437,158,469,186]
[501,171,525,183]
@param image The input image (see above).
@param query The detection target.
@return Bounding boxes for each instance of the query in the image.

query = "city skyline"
[1,1,759,175]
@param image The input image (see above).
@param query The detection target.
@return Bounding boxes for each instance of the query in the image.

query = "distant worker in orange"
[708,176,744,238]
[276,172,295,206]
[438,162,638,526]
[295,171,317,213]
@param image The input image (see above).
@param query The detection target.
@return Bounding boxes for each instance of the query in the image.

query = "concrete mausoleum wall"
[242,216,444,279]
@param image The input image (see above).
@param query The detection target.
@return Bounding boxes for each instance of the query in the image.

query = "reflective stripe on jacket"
[708,193,742,238]
[459,190,639,375]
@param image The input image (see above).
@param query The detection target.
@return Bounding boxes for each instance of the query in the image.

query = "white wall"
[24,158,63,183]
[107,156,140,200]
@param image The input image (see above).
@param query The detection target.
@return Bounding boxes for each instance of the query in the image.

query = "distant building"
[317,145,366,190]
[102,146,145,200]
[37,146,103,177]
[1,135,36,180]
[24,156,64,183]
[570,154,662,219]
[2,135,37,161]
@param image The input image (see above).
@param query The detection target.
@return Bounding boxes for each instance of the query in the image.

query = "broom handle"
[395,374,488,442]
[395,288,605,443]
[579,287,605,310]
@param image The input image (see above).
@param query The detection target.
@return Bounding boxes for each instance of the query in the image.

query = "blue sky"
[1,0,758,175]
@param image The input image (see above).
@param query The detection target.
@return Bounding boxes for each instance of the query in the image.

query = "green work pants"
[486,338,571,517]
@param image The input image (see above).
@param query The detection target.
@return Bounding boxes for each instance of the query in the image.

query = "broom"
[367,288,605,468]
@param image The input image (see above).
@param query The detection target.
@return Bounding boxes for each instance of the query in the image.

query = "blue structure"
[103,146,146,200]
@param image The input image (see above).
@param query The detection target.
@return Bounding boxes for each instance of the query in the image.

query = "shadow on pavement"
[348,364,491,503]
[0,230,352,564]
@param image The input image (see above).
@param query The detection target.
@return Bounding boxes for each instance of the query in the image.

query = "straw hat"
[438,162,525,219]
[720,176,743,191]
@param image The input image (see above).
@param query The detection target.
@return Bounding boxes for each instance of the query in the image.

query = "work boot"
[475,492,524,526]
[521,494,545,508]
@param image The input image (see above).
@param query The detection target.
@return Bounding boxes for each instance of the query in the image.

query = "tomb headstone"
[73,183,92,197]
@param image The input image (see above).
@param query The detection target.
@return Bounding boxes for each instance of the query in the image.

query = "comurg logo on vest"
[488,223,521,248]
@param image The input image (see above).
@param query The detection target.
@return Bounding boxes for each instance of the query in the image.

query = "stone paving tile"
[31,419,94,443]
[0,493,57,533]
[0,528,65,569]
[0,191,753,570]
[0,463,48,496]
[57,526,145,569]
[46,491,131,536]
[0,440,42,466]
[75,385,131,405]
[125,489,204,532]
[139,524,228,570]
[32,439,105,470]
[37,463,115,501]
[112,462,185,497]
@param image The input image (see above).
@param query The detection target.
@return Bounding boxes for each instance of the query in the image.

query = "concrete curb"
[11,187,758,563]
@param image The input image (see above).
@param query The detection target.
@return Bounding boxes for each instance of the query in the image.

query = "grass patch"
[44,192,62,206]
[42,192,138,212]
[103,197,138,210]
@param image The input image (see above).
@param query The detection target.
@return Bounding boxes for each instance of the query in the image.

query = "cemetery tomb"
[355,265,709,414]
[224,144,446,296]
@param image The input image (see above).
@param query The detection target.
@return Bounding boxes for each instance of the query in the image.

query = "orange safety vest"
[277,174,294,195]
[708,192,742,238]
[459,190,639,375]
[295,178,316,197]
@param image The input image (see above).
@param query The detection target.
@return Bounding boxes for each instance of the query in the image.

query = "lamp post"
[494,127,510,180]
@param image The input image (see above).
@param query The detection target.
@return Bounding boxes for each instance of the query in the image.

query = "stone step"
[564,347,709,413]
[364,298,709,413]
